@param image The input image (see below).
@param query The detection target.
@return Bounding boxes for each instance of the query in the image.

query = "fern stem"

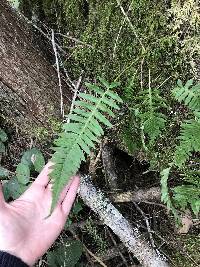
[140,124,148,151]
[148,69,153,114]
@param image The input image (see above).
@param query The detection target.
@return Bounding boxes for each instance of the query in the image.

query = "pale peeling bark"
[109,187,161,203]
[0,0,71,131]
[79,176,169,267]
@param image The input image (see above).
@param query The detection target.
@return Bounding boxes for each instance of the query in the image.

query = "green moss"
[171,235,200,267]
[19,0,184,81]
[18,0,199,159]
[32,117,62,141]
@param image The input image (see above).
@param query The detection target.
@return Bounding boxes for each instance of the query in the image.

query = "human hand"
[0,162,80,266]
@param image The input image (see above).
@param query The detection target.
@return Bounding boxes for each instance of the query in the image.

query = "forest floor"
[1,118,199,267]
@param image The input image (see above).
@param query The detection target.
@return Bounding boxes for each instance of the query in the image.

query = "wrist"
[0,248,35,266]
[0,251,29,267]
[9,251,35,266]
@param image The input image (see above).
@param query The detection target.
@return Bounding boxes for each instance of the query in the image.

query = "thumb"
[0,182,5,206]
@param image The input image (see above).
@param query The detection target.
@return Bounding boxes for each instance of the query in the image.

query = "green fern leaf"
[174,120,200,167]
[160,167,171,206]
[160,167,179,221]
[134,87,167,146]
[173,185,200,216]
[142,113,166,143]
[50,78,122,212]
[172,79,200,112]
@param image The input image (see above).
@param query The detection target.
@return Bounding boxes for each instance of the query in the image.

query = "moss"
[31,117,62,142]
[19,0,199,161]
[19,0,186,81]
[171,235,200,267]
[18,0,200,159]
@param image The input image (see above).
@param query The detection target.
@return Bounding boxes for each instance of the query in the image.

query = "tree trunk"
[0,0,71,133]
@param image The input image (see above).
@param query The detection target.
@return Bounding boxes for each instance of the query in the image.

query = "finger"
[58,177,77,204]
[0,182,5,206]
[44,177,74,207]
[61,176,80,216]
[33,162,53,187]
[45,176,76,201]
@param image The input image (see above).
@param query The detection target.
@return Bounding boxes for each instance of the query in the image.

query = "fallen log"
[79,176,169,267]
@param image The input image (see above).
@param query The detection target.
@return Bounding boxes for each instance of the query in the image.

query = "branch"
[79,176,169,267]
[109,187,161,203]
[51,29,64,117]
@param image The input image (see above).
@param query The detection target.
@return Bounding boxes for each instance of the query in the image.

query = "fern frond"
[137,88,168,111]
[172,79,200,112]
[50,78,122,212]
[173,185,200,216]
[160,167,179,220]
[135,87,167,145]
[174,119,200,167]
[141,112,166,143]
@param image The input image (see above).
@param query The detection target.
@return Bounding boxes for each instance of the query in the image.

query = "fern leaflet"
[173,185,200,216]
[50,78,122,212]
[160,167,179,221]
[172,79,200,112]
[174,119,200,167]
[135,87,167,145]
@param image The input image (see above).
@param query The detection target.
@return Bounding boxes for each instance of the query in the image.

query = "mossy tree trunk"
[0,0,71,133]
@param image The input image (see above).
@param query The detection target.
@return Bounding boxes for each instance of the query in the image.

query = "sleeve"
[0,251,28,267]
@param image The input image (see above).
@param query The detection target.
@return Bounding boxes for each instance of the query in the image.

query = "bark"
[102,143,118,189]
[109,187,161,203]
[0,0,71,132]
[79,176,169,267]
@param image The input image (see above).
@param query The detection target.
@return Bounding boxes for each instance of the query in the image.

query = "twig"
[113,1,134,58]
[95,244,126,261]
[140,201,167,209]
[113,22,124,59]
[156,76,172,90]
[67,71,83,123]
[58,54,77,92]
[84,246,108,267]
[67,226,107,267]
[113,0,135,58]
[18,12,67,55]
[140,58,144,90]
[107,229,129,266]
[56,33,103,54]
[133,202,156,250]
[18,12,77,96]
[66,229,95,266]
[51,29,64,117]
[116,0,145,51]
